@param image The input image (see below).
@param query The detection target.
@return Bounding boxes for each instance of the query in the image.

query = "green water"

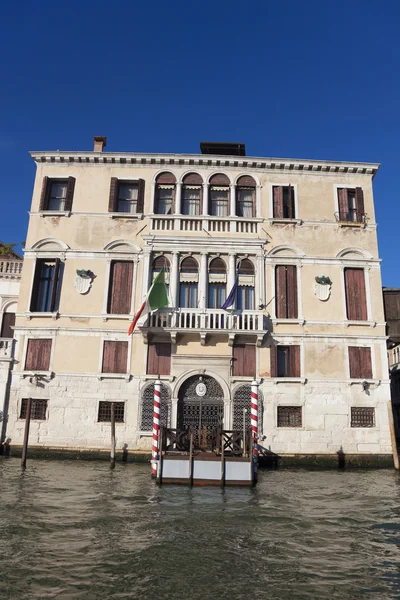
[1,459,400,599]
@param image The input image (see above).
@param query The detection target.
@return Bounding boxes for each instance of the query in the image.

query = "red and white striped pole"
[151,379,161,478]
[251,380,259,455]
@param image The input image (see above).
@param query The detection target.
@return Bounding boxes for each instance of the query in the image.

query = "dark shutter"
[157,343,171,375]
[349,347,361,378]
[233,344,255,376]
[109,178,118,212]
[137,179,145,213]
[349,347,372,379]
[275,266,287,318]
[25,339,52,371]
[147,343,158,375]
[49,258,60,311]
[289,346,300,377]
[287,185,294,218]
[39,176,49,211]
[355,187,364,223]
[345,269,367,321]
[1,313,15,338]
[270,345,277,377]
[338,188,348,220]
[286,266,298,318]
[273,186,284,218]
[102,341,128,374]
[233,345,244,376]
[64,177,75,211]
[108,261,134,314]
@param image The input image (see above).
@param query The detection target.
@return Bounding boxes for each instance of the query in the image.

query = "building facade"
[5,138,393,461]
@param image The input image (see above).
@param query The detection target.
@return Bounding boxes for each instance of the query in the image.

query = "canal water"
[1,459,400,599]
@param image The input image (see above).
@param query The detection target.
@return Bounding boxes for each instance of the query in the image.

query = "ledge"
[39,211,71,218]
[349,379,381,387]
[97,373,131,381]
[273,318,305,325]
[101,314,131,322]
[345,320,376,328]
[143,375,175,382]
[21,371,53,379]
[109,213,143,220]
[270,218,302,226]
[273,377,306,384]
[24,311,59,320]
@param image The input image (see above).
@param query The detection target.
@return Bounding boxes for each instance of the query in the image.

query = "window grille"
[277,406,302,427]
[140,382,171,431]
[98,401,125,422]
[351,407,375,428]
[20,399,48,420]
[232,385,263,432]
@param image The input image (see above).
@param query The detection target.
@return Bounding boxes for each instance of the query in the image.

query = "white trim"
[103,240,141,253]
[267,244,305,258]
[206,171,233,185]
[337,247,373,260]
[30,238,70,251]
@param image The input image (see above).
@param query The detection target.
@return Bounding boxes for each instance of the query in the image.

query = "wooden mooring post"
[110,402,116,469]
[21,398,32,470]
[188,432,194,485]
[387,400,399,470]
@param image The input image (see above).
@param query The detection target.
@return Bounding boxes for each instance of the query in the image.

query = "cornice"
[29,151,380,177]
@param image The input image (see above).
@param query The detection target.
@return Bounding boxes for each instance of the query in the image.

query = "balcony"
[0,259,23,278]
[140,308,267,346]
[0,338,14,361]
[150,215,260,235]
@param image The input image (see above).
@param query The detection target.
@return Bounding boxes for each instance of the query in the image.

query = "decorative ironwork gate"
[177,375,224,449]
[232,384,264,434]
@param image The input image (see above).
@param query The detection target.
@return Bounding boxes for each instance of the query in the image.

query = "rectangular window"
[179,282,198,308]
[237,286,255,310]
[237,188,254,217]
[25,339,52,371]
[208,284,226,308]
[348,347,373,379]
[277,406,302,427]
[98,401,125,422]
[39,177,75,211]
[337,188,364,223]
[275,265,298,319]
[344,268,367,321]
[107,261,134,315]
[102,341,128,374]
[182,186,201,215]
[273,185,295,219]
[20,398,48,420]
[156,186,174,214]
[351,407,375,428]
[210,188,229,216]
[147,342,171,375]
[30,259,62,312]
[118,183,138,213]
[232,344,256,377]
[1,313,15,338]
[271,345,300,378]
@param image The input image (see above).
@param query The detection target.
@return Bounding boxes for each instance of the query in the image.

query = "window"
[25,339,52,371]
[179,257,198,308]
[102,341,128,374]
[236,176,256,217]
[273,185,295,219]
[39,176,75,212]
[182,173,203,216]
[152,256,170,296]
[271,345,300,378]
[147,342,171,375]
[154,172,176,214]
[209,174,230,216]
[275,265,298,318]
[140,382,171,431]
[97,401,125,422]
[277,406,302,427]
[237,258,255,310]
[30,259,62,312]
[20,399,48,420]
[344,268,367,321]
[337,188,365,223]
[107,261,134,315]
[351,407,375,428]
[1,312,15,338]
[349,347,372,379]
[232,385,264,431]
[208,257,226,308]
[232,344,256,377]
[109,179,145,214]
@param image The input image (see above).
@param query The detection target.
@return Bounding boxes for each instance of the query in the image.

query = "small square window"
[277,406,302,427]
[98,401,125,422]
[20,399,48,420]
[351,407,375,428]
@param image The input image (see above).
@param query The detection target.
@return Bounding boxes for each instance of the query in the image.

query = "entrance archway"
[177,375,224,449]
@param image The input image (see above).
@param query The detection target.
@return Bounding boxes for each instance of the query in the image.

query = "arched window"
[140,382,171,431]
[154,172,176,214]
[232,385,264,434]
[237,258,255,310]
[179,257,198,308]
[182,173,203,216]
[209,174,230,217]
[152,255,170,295]
[208,257,226,308]
[236,176,256,218]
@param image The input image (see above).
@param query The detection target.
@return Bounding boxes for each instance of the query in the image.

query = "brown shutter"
[270,344,277,377]
[287,185,294,218]
[276,266,287,318]
[102,341,128,373]
[273,186,284,218]
[65,177,75,211]
[137,179,145,213]
[25,339,52,371]
[355,187,364,223]
[109,178,118,212]
[116,341,128,374]
[349,347,361,378]
[108,261,134,314]
[289,345,300,377]
[286,266,298,318]
[338,188,348,220]
[49,258,60,311]
[1,313,15,338]
[39,176,49,211]
[233,345,244,376]
[158,343,171,375]
[243,344,256,377]
[147,343,158,374]
[345,269,367,321]
[359,347,372,379]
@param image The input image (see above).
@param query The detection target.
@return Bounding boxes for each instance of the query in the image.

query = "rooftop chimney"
[93,136,107,152]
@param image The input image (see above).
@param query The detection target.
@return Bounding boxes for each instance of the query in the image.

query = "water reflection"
[0,459,400,599]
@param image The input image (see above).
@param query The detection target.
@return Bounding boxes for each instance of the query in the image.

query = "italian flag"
[128,268,169,335]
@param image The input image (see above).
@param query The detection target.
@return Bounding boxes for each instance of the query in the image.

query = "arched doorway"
[232,385,264,436]
[177,375,224,449]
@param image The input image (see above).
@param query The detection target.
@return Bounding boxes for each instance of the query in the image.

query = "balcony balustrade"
[0,338,14,360]
[150,215,260,235]
[0,260,23,278]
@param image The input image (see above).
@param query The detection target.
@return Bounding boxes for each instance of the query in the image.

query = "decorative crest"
[75,269,94,294]
[314,275,332,301]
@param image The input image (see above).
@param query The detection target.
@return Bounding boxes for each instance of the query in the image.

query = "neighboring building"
[5,137,393,462]
[383,287,400,448]
[0,243,23,447]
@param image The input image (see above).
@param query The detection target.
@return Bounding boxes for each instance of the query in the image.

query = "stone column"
[199,252,208,309]
[230,184,236,217]
[257,253,266,308]
[174,182,182,215]
[170,251,180,308]
[228,252,236,309]
[141,249,152,301]
[202,184,209,215]
[256,185,261,217]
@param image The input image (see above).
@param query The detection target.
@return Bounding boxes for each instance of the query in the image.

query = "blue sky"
[1,0,399,285]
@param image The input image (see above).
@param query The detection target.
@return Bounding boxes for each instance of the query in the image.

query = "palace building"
[5,137,394,463]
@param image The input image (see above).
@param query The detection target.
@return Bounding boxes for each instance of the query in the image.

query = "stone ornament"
[75,269,94,295]
[196,377,207,397]
[314,276,332,302]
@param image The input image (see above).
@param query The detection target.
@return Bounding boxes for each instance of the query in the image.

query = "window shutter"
[355,187,364,223]
[108,261,134,314]
[287,185,294,218]
[349,347,361,378]
[49,258,60,312]
[286,266,298,318]
[243,344,256,377]
[345,269,367,321]
[289,346,300,377]
[233,345,244,376]
[359,347,372,379]
[25,339,52,371]
[137,179,145,213]
[147,343,158,374]
[338,188,348,220]
[108,178,118,212]
[65,177,75,211]
[276,266,287,318]
[270,345,277,377]
[0,313,15,338]
[273,186,284,218]
[30,260,41,311]
[157,343,171,375]
[116,341,128,374]
[102,341,128,373]
[39,176,49,211]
